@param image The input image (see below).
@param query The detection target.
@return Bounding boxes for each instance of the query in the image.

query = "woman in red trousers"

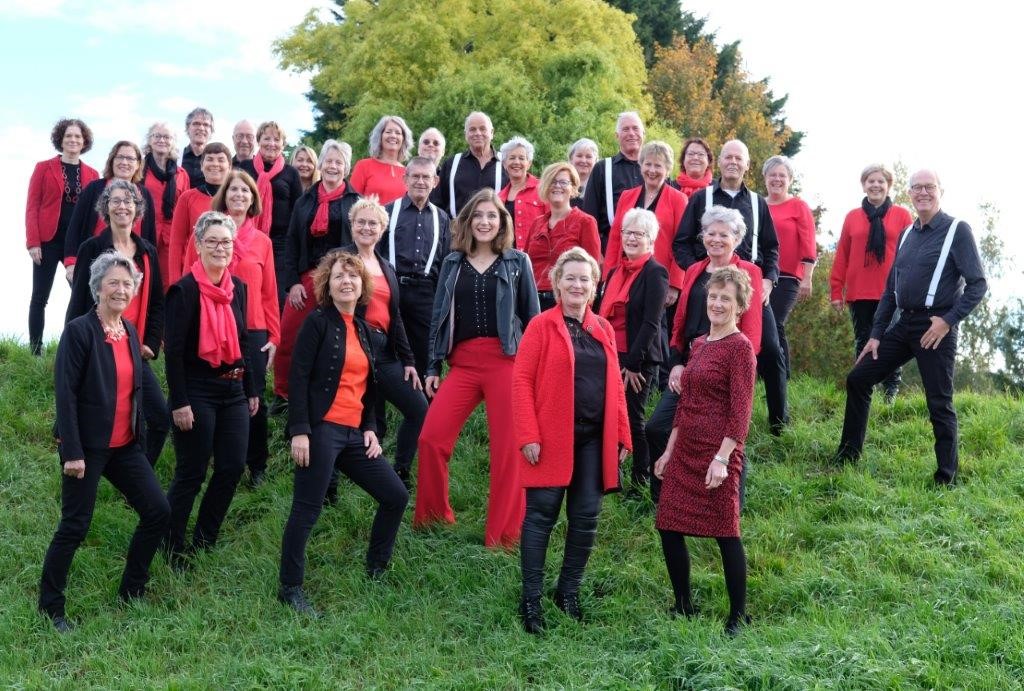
[512,246,631,633]
[414,188,540,548]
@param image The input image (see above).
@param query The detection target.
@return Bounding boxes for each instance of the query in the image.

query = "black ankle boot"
[519,597,545,634]
[724,613,751,637]
[278,585,319,617]
[554,590,583,621]
[669,600,699,618]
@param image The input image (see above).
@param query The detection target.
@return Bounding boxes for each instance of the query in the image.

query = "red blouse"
[830,204,914,303]
[108,333,135,447]
[605,185,687,290]
[167,188,214,287]
[349,158,407,205]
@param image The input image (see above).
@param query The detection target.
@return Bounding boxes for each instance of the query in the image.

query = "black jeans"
[396,277,437,380]
[520,422,603,600]
[769,277,800,379]
[623,359,658,486]
[29,237,67,354]
[140,360,170,467]
[839,311,959,481]
[757,304,789,431]
[39,442,170,616]
[368,329,429,473]
[849,300,902,394]
[280,422,408,586]
[165,377,249,554]
[245,330,270,473]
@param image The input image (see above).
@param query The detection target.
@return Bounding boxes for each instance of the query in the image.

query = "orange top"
[364,271,391,332]
[324,312,369,428]
[109,333,135,447]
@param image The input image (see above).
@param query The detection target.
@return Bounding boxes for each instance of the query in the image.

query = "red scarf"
[230,218,258,270]
[599,252,652,320]
[675,168,713,199]
[253,156,285,233]
[190,261,241,367]
[311,181,347,237]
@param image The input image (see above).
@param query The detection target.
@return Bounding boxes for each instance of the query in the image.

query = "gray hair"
[700,205,747,243]
[640,140,673,169]
[499,136,534,162]
[419,127,446,148]
[142,122,180,160]
[319,139,353,172]
[369,115,413,161]
[185,107,214,130]
[89,250,141,302]
[616,111,644,132]
[762,155,794,179]
[193,211,237,242]
[567,137,599,161]
[464,111,494,132]
[719,139,750,163]
[95,179,146,225]
[859,163,893,186]
[621,208,659,243]
[405,156,437,175]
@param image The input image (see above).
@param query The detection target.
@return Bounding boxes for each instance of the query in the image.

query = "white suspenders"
[448,151,503,217]
[706,187,759,261]
[604,157,614,227]
[896,218,961,308]
[388,201,441,277]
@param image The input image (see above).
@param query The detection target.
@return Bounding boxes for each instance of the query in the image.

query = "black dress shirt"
[452,257,500,345]
[565,315,607,423]
[430,149,504,216]
[181,148,204,188]
[580,152,643,238]
[379,195,452,281]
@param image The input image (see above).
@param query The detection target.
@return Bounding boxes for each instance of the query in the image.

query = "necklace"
[62,161,81,204]
[99,312,126,342]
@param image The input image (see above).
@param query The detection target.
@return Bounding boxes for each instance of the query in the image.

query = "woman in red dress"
[654,265,757,637]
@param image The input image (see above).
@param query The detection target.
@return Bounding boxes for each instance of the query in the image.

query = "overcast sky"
[2,1,1018,343]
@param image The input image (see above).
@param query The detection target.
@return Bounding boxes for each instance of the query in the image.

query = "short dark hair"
[51,118,94,154]
[680,137,714,172]
[200,142,232,163]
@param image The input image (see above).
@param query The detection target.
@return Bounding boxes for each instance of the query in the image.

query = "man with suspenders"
[834,169,987,485]
[381,157,451,384]
[580,111,645,251]
[430,112,503,217]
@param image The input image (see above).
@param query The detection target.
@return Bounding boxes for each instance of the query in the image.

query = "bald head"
[232,120,255,161]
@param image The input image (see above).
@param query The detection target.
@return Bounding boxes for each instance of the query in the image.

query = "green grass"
[3,337,1024,688]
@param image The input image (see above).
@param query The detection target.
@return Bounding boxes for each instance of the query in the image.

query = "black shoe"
[668,601,699,618]
[554,591,583,622]
[166,549,193,574]
[933,471,956,487]
[883,387,898,404]
[724,613,751,637]
[366,563,388,580]
[248,469,266,488]
[117,587,145,605]
[769,421,786,437]
[268,396,289,416]
[829,446,859,466]
[394,466,412,491]
[278,585,319,617]
[43,611,74,633]
[520,597,545,634]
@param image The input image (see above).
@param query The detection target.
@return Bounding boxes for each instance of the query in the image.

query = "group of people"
[27,106,986,636]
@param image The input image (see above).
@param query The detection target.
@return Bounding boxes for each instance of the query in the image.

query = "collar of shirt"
[913,209,950,232]
[400,194,431,212]
[712,178,749,195]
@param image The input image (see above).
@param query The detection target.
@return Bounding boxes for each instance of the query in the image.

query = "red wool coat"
[670,255,764,356]
[512,306,632,491]
[604,184,687,290]
[25,156,99,247]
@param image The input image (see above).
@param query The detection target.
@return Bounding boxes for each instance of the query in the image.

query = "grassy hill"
[2,338,1024,688]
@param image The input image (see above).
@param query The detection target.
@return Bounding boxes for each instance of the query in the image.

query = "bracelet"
[713,454,729,466]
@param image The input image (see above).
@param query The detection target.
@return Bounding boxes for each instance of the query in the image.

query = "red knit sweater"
[767,196,817,279]
[167,189,213,287]
[830,204,913,302]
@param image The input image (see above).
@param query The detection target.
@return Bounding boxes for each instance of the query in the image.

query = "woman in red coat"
[141,122,190,290]
[497,136,547,248]
[25,118,99,355]
[654,265,757,637]
[521,162,601,311]
[512,246,631,634]
[829,163,912,402]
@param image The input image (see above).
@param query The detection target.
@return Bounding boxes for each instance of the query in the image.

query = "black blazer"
[283,182,360,289]
[287,306,378,437]
[597,257,668,371]
[55,314,144,461]
[64,179,157,262]
[236,159,303,238]
[66,229,165,356]
[164,273,254,409]
[341,244,416,367]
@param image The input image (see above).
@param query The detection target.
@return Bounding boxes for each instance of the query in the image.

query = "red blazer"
[670,255,763,357]
[512,306,632,492]
[499,174,547,249]
[521,207,601,291]
[605,184,687,290]
[830,204,913,303]
[167,188,214,287]
[25,156,99,247]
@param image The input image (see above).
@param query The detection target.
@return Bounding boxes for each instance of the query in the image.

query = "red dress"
[655,332,756,537]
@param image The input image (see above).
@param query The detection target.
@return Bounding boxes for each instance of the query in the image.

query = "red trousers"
[273,271,315,399]
[414,338,525,548]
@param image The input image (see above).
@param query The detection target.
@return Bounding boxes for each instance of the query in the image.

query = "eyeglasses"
[550,179,574,189]
[202,239,233,250]
[420,139,441,146]
[353,219,381,229]
[685,151,709,159]
[114,155,139,162]
[108,197,135,207]
[151,134,172,141]
[406,173,434,182]
[622,230,648,239]
[910,184,938,193]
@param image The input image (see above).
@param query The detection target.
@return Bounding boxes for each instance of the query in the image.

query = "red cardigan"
[830,204,913,302]
[605,184,687,290]
[512,307,632,491]
[521,207,601,291]
[167,188,214,287]
[767,196,817,279]
[25,156,99,247]
[499,174,547,249]
[670,255,763,356]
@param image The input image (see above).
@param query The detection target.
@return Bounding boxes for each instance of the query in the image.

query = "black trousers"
[165,377,249,553]
[245,330,270,473]
[769,277,800,379]
[849,300,902,394]
[280,422,408,586]
[39,442,170,616]
[271,233,289,314]
[623,359,658,486]
[757,304,789,430]
[520,423,603,600]
[28,237,67,354]
[839,311,959,481]
[368,329,428,473]
[140,360,170,467]
[396,277,437,380]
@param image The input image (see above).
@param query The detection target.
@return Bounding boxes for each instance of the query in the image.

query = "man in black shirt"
[430,112,502,217]
[181,107,214,188]
[835,169,987,485]
[580,111,644,249]
[231,120,255,165]
[382,157,452,379]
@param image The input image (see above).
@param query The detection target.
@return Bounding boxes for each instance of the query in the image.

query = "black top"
[283,182,360,289]
[673,180,780,282]
[871,210,988,339]
[452,257,500,345]
[57,162,81,239]
[430,149,504,216]
[580,152,643,239]
[596,257,669,371]
[565,316,606,423]
[340,244,416,367]
[181,148,204,188]
[634,184,663,211]
[64,179,157,262]
[682,271,712,362]
[66,229,165,356]
[379,195,452,281]
[236,159,304,238]
[163,273,254,408]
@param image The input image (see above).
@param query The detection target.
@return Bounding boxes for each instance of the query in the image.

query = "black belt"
[901,306,948,316]
[398,274,435,286]
[218,367,246,381]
